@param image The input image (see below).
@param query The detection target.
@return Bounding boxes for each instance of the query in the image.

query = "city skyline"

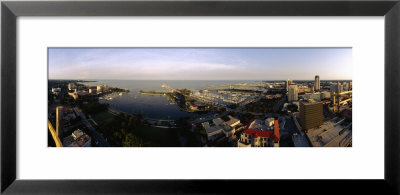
[49,48,352,80]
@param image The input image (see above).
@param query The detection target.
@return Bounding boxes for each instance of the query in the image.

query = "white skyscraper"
[288,84,298,102]
[315,75,320,91]
[286,79,292,92]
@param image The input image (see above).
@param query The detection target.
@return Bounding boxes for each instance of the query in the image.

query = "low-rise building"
[305,117,352,147]
[201,122,224,141]
[225,115,241,128]
[62,129,92,147]
[202,115,241,141]
[238,119,280,147]
[303,92,321,102]
[51,88,61,95]
[320,91,331,99]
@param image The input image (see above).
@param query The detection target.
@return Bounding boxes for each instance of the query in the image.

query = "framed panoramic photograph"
[47,47,352,148]
[2,0,400,194]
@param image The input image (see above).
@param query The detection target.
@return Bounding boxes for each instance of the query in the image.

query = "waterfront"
[48,48,352,148]
[80,80,263,120]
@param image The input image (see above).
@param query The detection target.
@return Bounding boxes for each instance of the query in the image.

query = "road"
[273,95,287,113]
[74,107,110,147]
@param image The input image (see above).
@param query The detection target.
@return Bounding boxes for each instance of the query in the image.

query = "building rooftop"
[243,129,274,139]
[202,122,223,134]
[225,115,240,127]
[62,129,91,147]
[248,119,273,131]
[306,118,352,147]
[301,99,321,104]
[212,118,224,126]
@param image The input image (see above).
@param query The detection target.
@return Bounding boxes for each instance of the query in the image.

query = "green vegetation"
[122,133,143,147]
[135,126,200,147]
[80,102,109,115]
[92,111,200,147]
[91,111,115,125]
[287,104,298,112]
[194,123,207,141]
[175,117,191,128]
[166,92,187,111]
[178,88,192,96]
[238,113,254,125]
[227,104,239,109]
[244,98,280,113]
[139,90,169,95]
[96,112,143,147]
[221,115,230,122]
[134,126,178,146]
[110,87,129,93]
[214,137,232,147]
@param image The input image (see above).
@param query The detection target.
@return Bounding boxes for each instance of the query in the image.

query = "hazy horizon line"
[48,78,353,81]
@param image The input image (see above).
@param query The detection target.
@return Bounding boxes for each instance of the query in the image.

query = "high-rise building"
[285,79,292,92]
[299,100,323,130]
[56,106,64,139]
[315,75,320,91]
[288,84,298,102]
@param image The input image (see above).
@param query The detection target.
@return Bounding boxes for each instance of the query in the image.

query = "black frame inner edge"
[1,1,400,194]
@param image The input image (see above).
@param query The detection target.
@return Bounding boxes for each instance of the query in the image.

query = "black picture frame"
[1,0,399,194]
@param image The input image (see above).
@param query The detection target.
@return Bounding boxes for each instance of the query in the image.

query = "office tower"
[56,106,64,139]
[315,75,320,91]
[288,84,298,102]
[300,100,323,130]
[285,79,292,92]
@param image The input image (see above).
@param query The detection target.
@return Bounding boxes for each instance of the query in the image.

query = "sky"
[48,48,352,80]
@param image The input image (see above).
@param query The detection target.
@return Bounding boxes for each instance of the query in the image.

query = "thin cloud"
[49,48,352,80]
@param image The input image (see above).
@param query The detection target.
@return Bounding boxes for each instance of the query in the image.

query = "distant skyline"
[49,48,352,80]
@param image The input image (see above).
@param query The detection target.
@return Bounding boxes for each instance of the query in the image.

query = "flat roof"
[306,118,352,147]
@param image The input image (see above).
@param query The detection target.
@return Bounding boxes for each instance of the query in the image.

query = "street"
[74,107,110,147]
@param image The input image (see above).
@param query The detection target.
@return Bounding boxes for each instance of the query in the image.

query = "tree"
[122,133,143,147]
